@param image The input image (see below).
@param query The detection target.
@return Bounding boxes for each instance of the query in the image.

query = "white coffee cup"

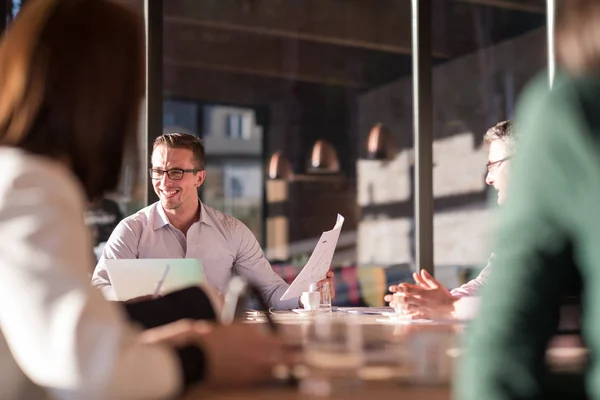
[301,291,321,311]
[453,296,481,321]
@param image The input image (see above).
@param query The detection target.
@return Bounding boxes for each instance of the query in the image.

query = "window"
[230,177,243,198]
[163,100,198,134]
[226,113,245,139]
[11,0,22,19]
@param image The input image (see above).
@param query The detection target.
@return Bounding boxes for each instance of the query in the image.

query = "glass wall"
[161,0,418,305]
[0,0,553,298]
[163,100,265,242]
[0,0,549,295]
[90,0,146,257]
[1,0,148,260]
[431,0,546,288]
[158,0,551,305]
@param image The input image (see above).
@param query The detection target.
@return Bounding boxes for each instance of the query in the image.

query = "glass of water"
[319,281,332,312]
[392,292,410,318]
[406,326,456,385]
[301,314,364,396]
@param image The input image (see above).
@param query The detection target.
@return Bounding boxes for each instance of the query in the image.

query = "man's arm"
[450,254,495,298]
[91,219,141,298]
[232,222,299,309]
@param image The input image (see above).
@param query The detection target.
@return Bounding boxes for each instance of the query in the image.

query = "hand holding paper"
[280,214,344,301]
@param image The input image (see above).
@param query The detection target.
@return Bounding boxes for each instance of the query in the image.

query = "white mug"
[453,296,481,321]
[300,291,321,311]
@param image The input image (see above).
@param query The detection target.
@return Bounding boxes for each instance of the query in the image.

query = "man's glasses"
[149,168,199,180]
[486,156,512,173]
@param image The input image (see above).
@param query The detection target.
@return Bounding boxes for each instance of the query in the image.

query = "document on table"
[280,214,345,301]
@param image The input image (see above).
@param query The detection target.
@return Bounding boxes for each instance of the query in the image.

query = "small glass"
[392,292,409,318]
[319,281,332,312]
[355,321,409,383]
[301,314,364,396]
[406,326,456,385]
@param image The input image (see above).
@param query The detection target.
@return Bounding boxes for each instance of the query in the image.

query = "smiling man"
[92,133,333,309]
[385,120,515,319]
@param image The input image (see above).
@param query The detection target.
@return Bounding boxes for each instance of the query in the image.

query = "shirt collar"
[197,202,214,227]
[152,200,213,231]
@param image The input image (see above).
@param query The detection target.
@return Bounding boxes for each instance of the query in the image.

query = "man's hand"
[316,270,336,299]
[384,270,456,319]
[140,320,284,387]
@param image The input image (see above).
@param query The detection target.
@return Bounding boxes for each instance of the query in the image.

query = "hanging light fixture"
[366,123,395,160]
[267,151,293,180]
[309,139,340,173]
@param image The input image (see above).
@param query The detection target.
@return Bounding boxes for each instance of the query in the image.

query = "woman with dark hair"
[0,0,281,399]
[456,1,600,399]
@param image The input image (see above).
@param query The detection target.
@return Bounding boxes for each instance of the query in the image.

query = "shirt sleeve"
[0,161,182,400]
[450,254,495,298]
[232,221,298,309]
[455,74,585,399]
[91,219,141,298]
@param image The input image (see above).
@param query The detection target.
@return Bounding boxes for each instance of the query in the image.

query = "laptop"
[103,258,205,301]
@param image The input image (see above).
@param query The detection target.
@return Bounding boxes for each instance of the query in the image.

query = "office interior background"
[3,0,552,304]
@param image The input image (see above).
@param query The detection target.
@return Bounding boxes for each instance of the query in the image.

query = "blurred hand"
[316,270,336,299]
[198,323,284,387]
[384,270,456,319]
[140,320,284,387]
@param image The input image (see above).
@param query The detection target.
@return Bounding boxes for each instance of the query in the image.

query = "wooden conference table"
[184,310,587,400]
[186,310,456,400]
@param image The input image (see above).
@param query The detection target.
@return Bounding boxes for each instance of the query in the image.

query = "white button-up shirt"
[0,148,181,400]
[450,254,495,298]
[92,201,298,309]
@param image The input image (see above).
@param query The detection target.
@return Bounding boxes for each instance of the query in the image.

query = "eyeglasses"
[149,168,199,180]
[486,156,512,173]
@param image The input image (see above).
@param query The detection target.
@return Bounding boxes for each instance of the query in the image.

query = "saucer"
[382,311,403,318]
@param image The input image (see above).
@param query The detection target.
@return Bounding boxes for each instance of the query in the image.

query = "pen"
[152,264,170,299]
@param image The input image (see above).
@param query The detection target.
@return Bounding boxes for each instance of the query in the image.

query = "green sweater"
[456,72,600,399]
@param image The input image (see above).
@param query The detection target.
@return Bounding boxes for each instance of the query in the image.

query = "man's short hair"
[483,120,516,154]
[153,133,205,170]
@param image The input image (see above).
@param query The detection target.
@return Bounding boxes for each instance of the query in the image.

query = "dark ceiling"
[162,0,547,105]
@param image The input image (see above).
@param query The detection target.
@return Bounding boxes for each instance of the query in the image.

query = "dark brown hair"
[556,0,600,74]
[0,0,144,200]
[153,133,206,170]
[483,120,516,154]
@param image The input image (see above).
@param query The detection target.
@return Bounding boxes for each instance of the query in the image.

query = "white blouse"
[0,148,181,400]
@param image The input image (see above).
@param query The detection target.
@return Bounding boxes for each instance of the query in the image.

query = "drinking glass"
[301,315,364,396]
[319,281,332,312]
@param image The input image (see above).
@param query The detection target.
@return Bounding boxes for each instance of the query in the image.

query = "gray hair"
[483,120,516,154]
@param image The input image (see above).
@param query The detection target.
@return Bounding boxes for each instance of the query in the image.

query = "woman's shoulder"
[0,147,86,210]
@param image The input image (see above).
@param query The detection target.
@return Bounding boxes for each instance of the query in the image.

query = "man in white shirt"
[385,121,515,319]
[92,132,334,309]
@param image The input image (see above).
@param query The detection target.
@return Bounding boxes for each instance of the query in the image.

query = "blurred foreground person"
[0,1,281,399]
[456,1,600,398]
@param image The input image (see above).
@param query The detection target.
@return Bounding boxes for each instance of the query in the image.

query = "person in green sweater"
[456,1,600,399]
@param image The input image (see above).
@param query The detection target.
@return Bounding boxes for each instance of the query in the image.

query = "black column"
[144,0,162,205]
[411,0,434,275]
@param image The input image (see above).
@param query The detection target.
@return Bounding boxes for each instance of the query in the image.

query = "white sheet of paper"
[280,214,344,301]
